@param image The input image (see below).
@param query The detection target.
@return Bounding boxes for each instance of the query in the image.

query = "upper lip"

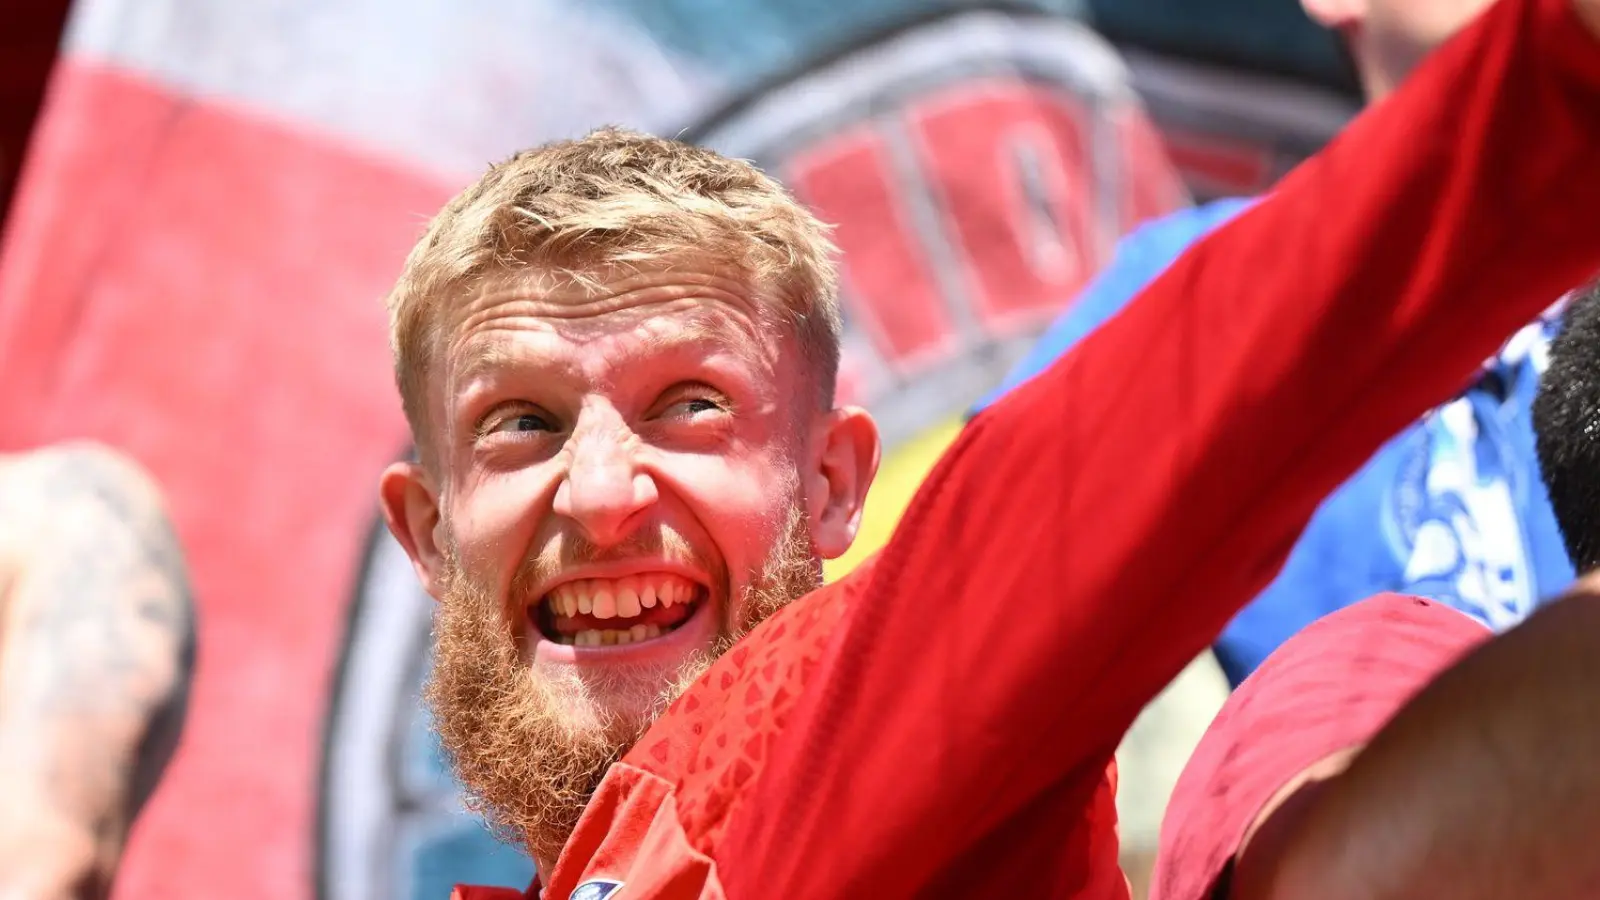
[526,559,712,606]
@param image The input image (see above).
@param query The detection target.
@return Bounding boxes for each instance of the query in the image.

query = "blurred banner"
[0,2,1354,899]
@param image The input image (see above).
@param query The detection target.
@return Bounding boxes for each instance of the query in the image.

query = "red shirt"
[452,883,538,900]
[455,0,1600,895]
[1151,594,1492,900]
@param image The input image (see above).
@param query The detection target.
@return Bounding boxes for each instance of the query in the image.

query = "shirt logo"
[571,881,623,900]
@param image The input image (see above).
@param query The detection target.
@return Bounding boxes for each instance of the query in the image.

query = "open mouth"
[531,573,707,647]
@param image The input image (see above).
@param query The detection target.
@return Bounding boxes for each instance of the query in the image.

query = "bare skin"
[1303,0,1498,99]
[1233,575,1600,899]
[0,443,196,900]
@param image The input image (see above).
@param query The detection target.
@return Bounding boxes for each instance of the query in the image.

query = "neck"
[1344,30,1399,103]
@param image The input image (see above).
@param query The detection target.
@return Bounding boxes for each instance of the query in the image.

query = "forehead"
[441,264,788,389]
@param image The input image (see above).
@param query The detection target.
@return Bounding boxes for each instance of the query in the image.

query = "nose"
[551,414,659,547]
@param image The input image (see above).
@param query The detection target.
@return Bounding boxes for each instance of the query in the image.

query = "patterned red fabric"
[1151,594,1492,900]
[449,883,536,900]
[630,563,862,855]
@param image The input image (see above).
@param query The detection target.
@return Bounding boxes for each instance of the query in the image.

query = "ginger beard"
[425,503,820,863]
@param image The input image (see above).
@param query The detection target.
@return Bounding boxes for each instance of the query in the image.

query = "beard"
[424,504,822,865]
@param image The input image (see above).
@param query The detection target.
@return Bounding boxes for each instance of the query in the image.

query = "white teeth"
[629,624,649,643]
[646,623,662,639]
[545,590,577,620]
[614,629,634,646]
[548,575,697,629]
[616,585,641,618]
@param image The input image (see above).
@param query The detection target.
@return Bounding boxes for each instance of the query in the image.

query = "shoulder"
[542,579,864,898]
[0,440,168,512]
[0,441,184,583]
[621,568,863,851]
[625,572,856,779]
[1152,594,1490,900]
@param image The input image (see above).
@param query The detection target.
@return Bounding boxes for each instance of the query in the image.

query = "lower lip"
[530,597,718,667]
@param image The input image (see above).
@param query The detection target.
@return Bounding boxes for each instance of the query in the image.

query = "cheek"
[658,450,801,561]
[447,465,558,577]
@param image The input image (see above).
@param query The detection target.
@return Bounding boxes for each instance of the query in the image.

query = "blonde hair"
[385,126,841,445]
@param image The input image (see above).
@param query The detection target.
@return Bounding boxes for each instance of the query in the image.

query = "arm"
[1236,576,1600,899]
[0,444,196,900]
[722,0,1600,894]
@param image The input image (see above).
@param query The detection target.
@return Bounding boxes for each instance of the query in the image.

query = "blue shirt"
[974,199,1574,685]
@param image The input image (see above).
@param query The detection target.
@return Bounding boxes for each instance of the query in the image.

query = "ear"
[380,461,447,599]
[1300,0,1366,28]
[805,406,881,560]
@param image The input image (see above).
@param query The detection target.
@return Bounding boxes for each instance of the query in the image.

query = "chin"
[525,598,723,734]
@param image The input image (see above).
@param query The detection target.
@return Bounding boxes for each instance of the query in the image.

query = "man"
[381,0,1600,893]
[1236,576,1600,900]
[977,0,1572,685]
[1152,284,1600,900]
[378,128,880,872]
[0,443,196,900]
[1158,579,1600,900]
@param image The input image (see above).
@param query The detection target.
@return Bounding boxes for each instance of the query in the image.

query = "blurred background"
[0,2,1359,898]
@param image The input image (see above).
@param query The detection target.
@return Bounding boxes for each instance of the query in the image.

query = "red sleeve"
[718,0,1600,895]
[1150,594,1490,900]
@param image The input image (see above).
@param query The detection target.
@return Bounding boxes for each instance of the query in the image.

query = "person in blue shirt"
[975,0,1575,686]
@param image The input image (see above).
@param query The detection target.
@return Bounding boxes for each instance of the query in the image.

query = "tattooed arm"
[0,443,196,900]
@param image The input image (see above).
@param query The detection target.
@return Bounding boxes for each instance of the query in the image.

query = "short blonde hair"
[385,126,841,446]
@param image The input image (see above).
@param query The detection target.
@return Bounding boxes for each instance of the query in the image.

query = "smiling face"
[394,262,839,862]
[378,129,878,863]
[440,262,821,695]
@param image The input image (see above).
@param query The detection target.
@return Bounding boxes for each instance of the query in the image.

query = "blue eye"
[667,396,727,420]
[509,414,549,431]
[684,398,721,415]
[486,411,554,435]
